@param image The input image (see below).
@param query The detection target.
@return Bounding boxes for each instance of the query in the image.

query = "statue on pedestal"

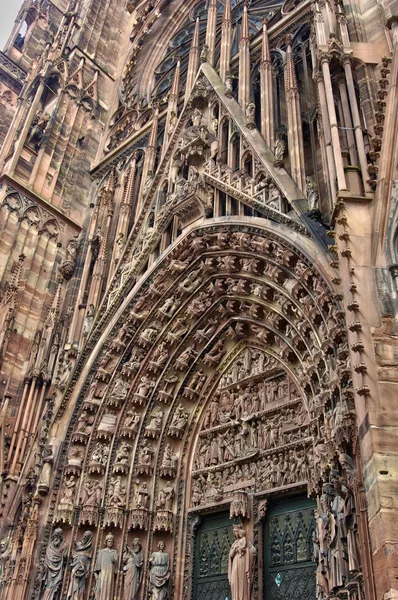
[228,525,257,600]
[67,531,93,600]
[94,533,118,600]
[123,538,143,600]
[41,528,66,600]
[149,541,170,600]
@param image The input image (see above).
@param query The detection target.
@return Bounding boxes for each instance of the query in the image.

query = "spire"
[219,0,232,82]
[169,56,181,104]
[241,1,249,41]
[284,34,298,95]
[284,34,306,191]
[147,103,159,151]
[164,57,181,149]
[260,17,274,147]
[186,17,200,101]
[205,0,218,66]
[238,2,251,108]
[122,152,138,208]
[261,17,270,64]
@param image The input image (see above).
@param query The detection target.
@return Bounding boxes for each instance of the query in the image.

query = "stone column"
[205,0,217,66]
[341,54,372,196]
[9,377,37,474]
[259,18,274,148]
[219,0,232,83]
[284,35,306,191]
[337,77,359,166]
[185,18,200,102]
[319,52,347,191]
[238,3,250,109]
[315,71,337,201]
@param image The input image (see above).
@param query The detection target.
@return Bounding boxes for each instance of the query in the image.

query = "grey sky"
[0,0,23,51]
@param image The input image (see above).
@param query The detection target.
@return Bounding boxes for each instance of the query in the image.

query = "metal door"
[193,512,234,600]
[263,497,316,600]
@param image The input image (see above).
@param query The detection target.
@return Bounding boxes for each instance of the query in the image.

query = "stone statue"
[41,528,66,600]
[134,480,149,508]
[143,171,154,195]
[82,304,95,337]
[58,359,73,389]
[59,475,76,505]
[0,537,10,591]
[157,483,174,511]
[149,541,170,600]
[67,531,93,600]
[306,176,319,211]
[228,525,257,600]
[81,479,102,506]
[94,533,118,600]
[115,232,125,262]
[245,102,256,129]
[65,234,79,262]
[273,131,286,166]
[337,454,361,574]
[38,446,54,494]
[123,538,143,600]
[28,112,51,149]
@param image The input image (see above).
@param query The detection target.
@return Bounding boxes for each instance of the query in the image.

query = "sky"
[0,0,23,51]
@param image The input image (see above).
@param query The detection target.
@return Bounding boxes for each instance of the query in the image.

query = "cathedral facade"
[0,0,397,598]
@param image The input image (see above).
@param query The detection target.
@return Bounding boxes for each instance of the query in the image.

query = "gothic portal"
[0,0,397,599]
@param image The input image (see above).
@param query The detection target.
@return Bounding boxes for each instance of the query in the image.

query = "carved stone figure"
[337,454,361,574]
[82,304,95,337]
[94,533,118,600]
[135,376,154,399]
[273,131,286,166]
[0,538,10,591]
[245,102,256,129]
[91,443,110,465]
[108,476,126,506]
[170,404,188,431]
[123,539,143,600]
[115,442,131,464]
[59,475,76,505]
[115,232,125,262]
[134,480,150,508]
[306,176,319,211]
[157,483,174,511]
[41,528,66,600]
[67,531,93,600]
[161,443,178,470]
[123,410,140,432]
[58,359,73,389]
[146,408,164,437]
[149,541,170,600]
[228,525,257,600]
[38,446,54,494]
[28,112,51,149]
[81,479,102,507]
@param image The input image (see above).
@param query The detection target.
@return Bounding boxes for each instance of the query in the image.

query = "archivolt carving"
[41,223,353,600]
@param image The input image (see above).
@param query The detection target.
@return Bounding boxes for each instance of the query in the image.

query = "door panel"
[264,497,316,600]
[193,512,234,600]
